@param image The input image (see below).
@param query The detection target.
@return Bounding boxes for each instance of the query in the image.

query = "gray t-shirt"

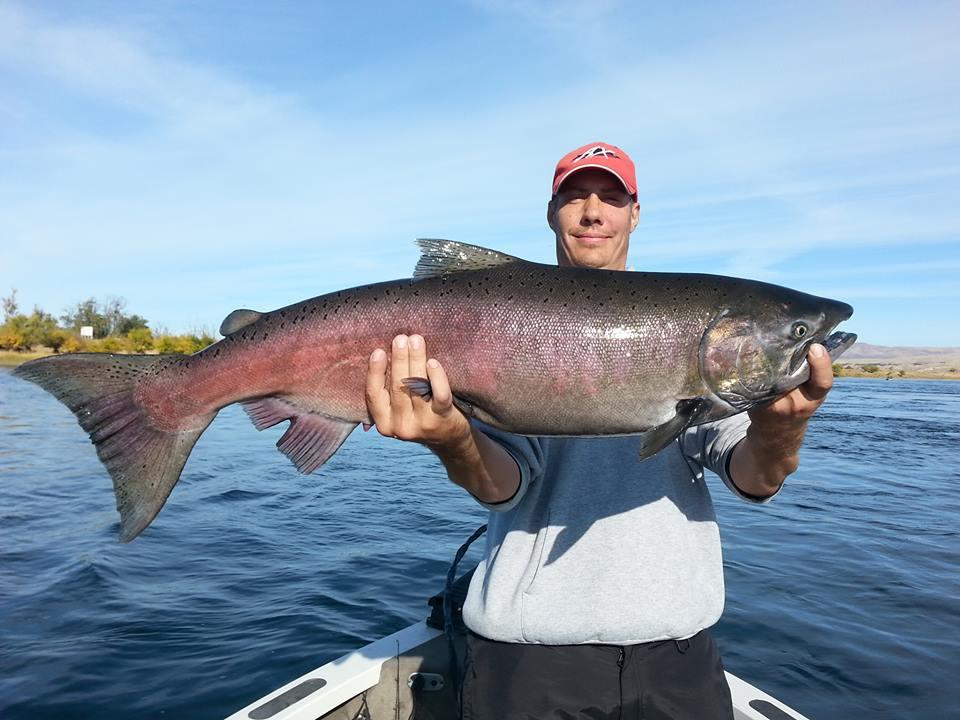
[462,415,769,645]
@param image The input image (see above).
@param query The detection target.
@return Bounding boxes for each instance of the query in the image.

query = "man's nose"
[581,193,603,223]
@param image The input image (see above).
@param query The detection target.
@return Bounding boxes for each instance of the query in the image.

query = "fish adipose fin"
[242,397,356,474]
[413,239,522,279]
[13,354,215,543]
[401,376,475,417]
[637,398,712,460]
[219,308,263,336]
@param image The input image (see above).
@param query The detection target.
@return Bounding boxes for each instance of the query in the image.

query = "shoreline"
[2,350,958,381]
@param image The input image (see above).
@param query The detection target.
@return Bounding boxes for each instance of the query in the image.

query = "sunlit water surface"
[1,370,957,719]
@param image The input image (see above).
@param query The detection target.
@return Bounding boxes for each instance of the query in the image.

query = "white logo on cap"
[572,146,619,163]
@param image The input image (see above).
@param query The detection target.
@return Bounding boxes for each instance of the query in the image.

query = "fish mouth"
[786,331,858,382]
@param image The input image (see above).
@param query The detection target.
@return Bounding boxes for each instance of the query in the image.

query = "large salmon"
[14,240,855,541]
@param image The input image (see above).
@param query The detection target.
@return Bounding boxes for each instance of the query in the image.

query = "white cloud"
[1,1,958,344]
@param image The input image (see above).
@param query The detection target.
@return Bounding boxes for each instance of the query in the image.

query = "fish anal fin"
[220,309,263,337]
[413,239,523,279]
[637,398,712,460]
[277,414,357,474]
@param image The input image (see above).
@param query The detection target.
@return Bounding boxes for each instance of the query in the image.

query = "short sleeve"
[470,421,545,512]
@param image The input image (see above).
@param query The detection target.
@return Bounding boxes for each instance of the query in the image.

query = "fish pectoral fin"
[413,239,523,278]
[401,376,475,417]
[219,308,263,336]
[401,376,432,400]
[637,398,712,460]
[242,397,356,473]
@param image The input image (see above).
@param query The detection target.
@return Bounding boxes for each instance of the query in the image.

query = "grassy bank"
[0,350,52,367]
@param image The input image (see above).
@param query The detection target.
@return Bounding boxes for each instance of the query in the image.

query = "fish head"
[699,290,854,409]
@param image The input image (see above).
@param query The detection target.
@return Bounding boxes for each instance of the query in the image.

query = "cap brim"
[553,164,635,196]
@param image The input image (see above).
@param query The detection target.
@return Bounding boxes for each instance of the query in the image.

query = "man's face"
[548,168,640,271]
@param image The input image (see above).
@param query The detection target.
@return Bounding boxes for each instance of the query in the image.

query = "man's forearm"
[729,420,808,498]
[429,427,521,503]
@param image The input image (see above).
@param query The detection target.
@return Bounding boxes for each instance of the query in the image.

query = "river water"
[1,369,957,719]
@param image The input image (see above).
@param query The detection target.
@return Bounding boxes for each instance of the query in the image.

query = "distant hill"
[839,343,960,378]
[844,343,960,361]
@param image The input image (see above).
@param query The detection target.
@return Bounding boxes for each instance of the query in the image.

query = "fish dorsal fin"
[413,239,523,279]
[219,309,263,337]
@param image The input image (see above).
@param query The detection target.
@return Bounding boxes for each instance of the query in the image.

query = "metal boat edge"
[224,620,813,720]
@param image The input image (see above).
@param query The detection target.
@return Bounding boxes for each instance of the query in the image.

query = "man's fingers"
[426,358,454,412]
[389,335,412,407]
[407,335,428,394]
[804,343,833,401]
[365,348,391,428]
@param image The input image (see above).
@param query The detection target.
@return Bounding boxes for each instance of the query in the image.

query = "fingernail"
[427,358,439,369]
[810,344,825,358]
[395,335,407,349]
[409,335,422,350]
[370,349,385,361]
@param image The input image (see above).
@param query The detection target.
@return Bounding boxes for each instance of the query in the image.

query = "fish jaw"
[781,331,858,387]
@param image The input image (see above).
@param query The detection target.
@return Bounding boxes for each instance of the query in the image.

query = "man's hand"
[365,334,471,448]
[364,333,521,503]
[730,343,834,498]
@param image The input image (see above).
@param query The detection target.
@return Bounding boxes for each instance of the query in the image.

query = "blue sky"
[1,1,958,345]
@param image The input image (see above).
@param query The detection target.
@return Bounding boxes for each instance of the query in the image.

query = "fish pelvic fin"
[13,353,216,542]
[242,397,356,474]
[413,239,523,279]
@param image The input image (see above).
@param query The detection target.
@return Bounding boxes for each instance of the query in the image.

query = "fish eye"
[792,322,809,339]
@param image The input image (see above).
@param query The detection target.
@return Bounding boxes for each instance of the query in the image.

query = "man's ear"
[630,201,640,231]
[547,199,557,232]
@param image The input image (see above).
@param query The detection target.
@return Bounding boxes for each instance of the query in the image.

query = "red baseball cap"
[552,142,637,197]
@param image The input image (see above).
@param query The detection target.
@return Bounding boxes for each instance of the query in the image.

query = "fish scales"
[142,266,721,436]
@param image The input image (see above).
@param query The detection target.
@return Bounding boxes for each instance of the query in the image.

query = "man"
[365,142,834,719]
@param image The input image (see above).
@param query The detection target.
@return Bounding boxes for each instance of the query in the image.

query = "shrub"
[126,327,154,353]
[61,335,87,353]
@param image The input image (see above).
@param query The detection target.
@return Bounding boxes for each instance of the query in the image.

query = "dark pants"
[461,630,734,720]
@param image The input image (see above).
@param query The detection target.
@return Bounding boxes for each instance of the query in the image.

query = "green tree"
[2,289,17,320]
[102,296,131,336]
[0,308,59,350]
[24,308,59,347]
[118,314,149,335]
[62,298,110,338]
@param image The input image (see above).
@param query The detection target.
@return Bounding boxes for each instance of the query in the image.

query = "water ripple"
[1,370,957,720]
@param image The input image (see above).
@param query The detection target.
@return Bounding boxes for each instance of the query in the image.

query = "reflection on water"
[1,370,958,719]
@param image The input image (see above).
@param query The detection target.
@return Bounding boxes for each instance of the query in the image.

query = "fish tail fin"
[13,353,216,542]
